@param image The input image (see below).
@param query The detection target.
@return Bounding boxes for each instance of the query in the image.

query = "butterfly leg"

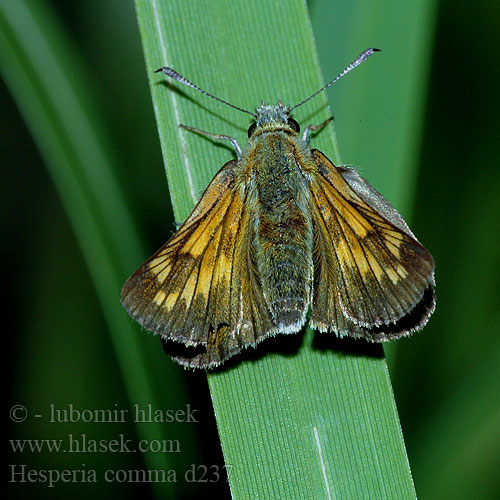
[302,116,334,143]
[179,124,242,156]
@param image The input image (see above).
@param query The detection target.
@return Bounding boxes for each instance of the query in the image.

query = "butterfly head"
[248,101,300,137]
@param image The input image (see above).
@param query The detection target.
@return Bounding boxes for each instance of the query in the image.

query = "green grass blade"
[0,1,193,497]
[135,0,427,497]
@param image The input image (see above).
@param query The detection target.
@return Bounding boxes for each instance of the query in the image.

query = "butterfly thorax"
[241,120,314,333]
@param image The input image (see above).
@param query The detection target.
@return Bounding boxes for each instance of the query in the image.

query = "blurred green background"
[3,0,499,499]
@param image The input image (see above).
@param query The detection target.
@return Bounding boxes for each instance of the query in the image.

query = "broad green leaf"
[134,0,429,497]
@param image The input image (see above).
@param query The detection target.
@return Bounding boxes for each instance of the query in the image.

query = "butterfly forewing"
[309,150,434,339]
[120,160,277,368]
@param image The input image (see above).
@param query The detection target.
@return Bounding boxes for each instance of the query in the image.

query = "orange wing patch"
[309,150,434,338]
[121,160,274,368]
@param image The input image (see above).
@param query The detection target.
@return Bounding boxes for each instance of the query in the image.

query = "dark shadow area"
[162,317,390,371]
[161,326,305,372]
[313,333,384,358]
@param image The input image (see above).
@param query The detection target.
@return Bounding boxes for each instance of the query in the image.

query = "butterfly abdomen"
[251,133,313,332]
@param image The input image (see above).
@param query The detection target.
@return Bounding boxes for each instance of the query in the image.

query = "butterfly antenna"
[289,48,381,112]
[155,67,257,118]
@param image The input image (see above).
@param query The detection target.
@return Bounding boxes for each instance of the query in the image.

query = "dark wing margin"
[121,160,274,368]
[309,149,435,341]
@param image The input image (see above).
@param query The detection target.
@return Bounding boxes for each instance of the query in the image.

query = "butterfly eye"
[247,122,257,137]
[287,118,300,133]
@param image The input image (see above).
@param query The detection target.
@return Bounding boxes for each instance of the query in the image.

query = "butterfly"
[121,48,435,369]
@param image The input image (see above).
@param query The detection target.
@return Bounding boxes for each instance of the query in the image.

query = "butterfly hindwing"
[121,160,274,367]
[309,149,435,339]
